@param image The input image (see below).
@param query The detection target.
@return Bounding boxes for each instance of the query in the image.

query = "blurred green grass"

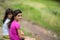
[0,0,60,37]
[0,7,4,27]
[21,26,33,37]
[10,3,60,36]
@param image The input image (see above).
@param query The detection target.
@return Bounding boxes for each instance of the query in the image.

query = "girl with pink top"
[8,9,25,40]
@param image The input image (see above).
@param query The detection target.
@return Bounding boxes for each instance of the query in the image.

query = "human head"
[8,9,22,28]
[3,8,13,23]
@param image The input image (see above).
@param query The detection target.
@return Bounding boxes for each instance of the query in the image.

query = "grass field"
[0,0,60,37]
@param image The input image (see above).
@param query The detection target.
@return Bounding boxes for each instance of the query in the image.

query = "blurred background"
[0,0,60,40]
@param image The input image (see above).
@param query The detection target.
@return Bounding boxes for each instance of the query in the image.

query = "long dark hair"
[8,9,22,29]
[3,8,13,23]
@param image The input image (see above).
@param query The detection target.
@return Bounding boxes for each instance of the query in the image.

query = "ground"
[0,19,58,40]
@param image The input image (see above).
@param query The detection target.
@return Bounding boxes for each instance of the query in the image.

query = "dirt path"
[0,19,58,40]
[0,1,59,40]
[21,19,58,40]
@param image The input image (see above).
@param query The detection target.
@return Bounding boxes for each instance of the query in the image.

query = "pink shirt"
[9,20,21,40]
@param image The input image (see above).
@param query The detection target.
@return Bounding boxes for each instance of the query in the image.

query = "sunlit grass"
[0,8,4,27]
[0,0,60,37]
[10,3,60,36]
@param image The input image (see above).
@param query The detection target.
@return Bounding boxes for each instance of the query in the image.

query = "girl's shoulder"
[12,20,20,26]
[11,20,20,28]
[4,18,10,24]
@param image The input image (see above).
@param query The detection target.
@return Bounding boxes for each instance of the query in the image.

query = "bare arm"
[17,29,24,38]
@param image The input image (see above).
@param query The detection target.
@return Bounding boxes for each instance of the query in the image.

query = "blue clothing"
[2,18,10,36]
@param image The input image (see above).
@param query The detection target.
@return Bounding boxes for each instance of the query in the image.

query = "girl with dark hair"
[9,9,25,40]
[2,8,13,38]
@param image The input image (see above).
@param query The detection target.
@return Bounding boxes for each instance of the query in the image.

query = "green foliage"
[0,0,5,3]
[10,3,60,36]
[21,26,33,37]
[0,0,60,37]
[53,0,60,2]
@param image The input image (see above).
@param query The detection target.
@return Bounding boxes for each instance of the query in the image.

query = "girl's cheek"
[10,15,12,18]
[8,15,12,19]
[19,16,22,19]
[17,17,21,21]
[8,15,11,18]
